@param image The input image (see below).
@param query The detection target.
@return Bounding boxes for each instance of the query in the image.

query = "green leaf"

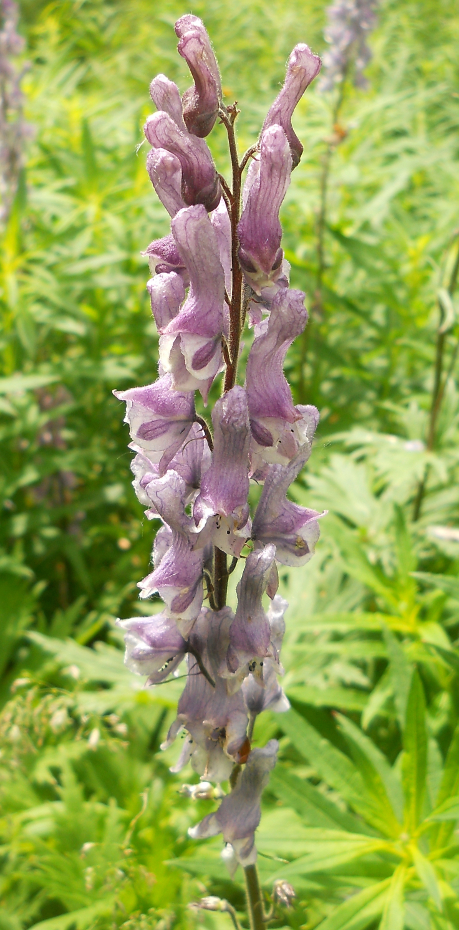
[286,685,368,712]
[0,373,60,394]
[337,714,404,827]
[412,847,442,911]
[269,765,367,833]
[412,572,459,601]
[383,627,413,731]
[427,796,459,821]
[379,865,406,930]
[314,879,391,930]
[431,724,459,850]
[266,829,388,879]
[402,671,427,831]
[28,900,115,930]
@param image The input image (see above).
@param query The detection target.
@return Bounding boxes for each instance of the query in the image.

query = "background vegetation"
[1,0,459,927]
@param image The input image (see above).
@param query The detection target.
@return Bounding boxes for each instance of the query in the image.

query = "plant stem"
[244,864,265,930]
[413,236,459,521]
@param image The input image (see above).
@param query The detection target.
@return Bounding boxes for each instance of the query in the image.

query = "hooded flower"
[162,607,248,782]
[319,0,378,93]
[193,387,251,556]
[252,444,324,567]
[137,470,204,634]
[262,44,321,168]
[113,375,195,477]
[225,545,278,675]
[146,147,185,217]
[117,611,186,684]
[144,109,221,212]
[147,271,185,332]
[130,420,211,509]
[175,15,222,138]
[242,595,290,715]
[189,740,279,866]
[237,125,292,295]
[149,73,187,129]
[246,288,319,465]
[160,204,226,400]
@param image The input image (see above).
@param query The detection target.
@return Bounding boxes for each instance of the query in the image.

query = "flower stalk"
[114,16,324,925]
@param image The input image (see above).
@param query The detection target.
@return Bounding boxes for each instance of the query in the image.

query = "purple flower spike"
[113,374,195,476]
[175,15,222,138]
[160,205,226,398]
[146,148,185,217]
[149,74,186,130]
[246,288,320,464]
[147,272,185,333]
[262,44,321,168]
[142,233,188,280]
[226,545,277,674]
[237,125,292,295]
[117,611,186,683]
[137,471,204,633]
[242,595,290,716]
[144,110,221,212]
[194,387,251,553]
[252,445,325,567]
[189,740,279,866]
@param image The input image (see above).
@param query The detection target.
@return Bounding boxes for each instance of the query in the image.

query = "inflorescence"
[115,15,324,879]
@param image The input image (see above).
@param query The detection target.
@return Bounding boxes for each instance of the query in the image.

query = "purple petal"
[262,44,321,168]
[242,595,290,715]
[189,740,279,865]
[175,15,222,138]
[195,386,250,526]
[113,374,195,475]
[252,444,325,566]
[142,233,188,281]
[147,272,185,333]
[117,610,186,682]
[167,205,225,338]
[210,197,232,295]
[146,148,185,216]
[149,74,186,130]
[237,126,292,295]
[144,110,221,212]
[226,545,277,674]
[159,333,217,404]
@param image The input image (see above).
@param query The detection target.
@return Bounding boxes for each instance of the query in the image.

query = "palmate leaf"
[336,714,404,825]
[383,626,413,730]
[268,830,389,881]
[269,765,368,834]
[28,899,115,930]
[412,572,459,601]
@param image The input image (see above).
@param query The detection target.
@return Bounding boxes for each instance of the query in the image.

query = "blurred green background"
[1,0,459,927]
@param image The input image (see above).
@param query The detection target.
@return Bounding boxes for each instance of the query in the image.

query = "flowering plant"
[115,16,323,926]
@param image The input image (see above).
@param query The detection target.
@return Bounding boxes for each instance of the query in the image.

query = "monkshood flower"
[262,44,321,168]
[237,125,291,295]
[113,374,195,476]
[189,740,279,867]
[115,17,322,921]
[144,104,221,212]
[319,0,378,93]
[252,444,324,566]
[193,386,251,556]
[246,288,320,466]
[160,204,226,400]
[175,14,222,138]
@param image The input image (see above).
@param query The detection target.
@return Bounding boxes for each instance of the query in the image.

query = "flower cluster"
[116,15,323,874]
[0,0,30,225]
[319,0,378,93]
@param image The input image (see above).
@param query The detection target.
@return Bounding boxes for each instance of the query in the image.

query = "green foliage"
[1,0,459,927]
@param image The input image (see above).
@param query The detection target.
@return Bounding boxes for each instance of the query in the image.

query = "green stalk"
[244,863,265,930]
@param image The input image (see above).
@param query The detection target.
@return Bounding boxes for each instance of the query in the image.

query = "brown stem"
[239,144,258,174]
[194,414,214,451]
[413,237,459,521]
[214,546,228,610]
[186,643,215,688]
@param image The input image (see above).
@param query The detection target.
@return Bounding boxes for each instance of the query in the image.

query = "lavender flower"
[0,0,30,225]
[115,16,322,904]
[319,0,378,93]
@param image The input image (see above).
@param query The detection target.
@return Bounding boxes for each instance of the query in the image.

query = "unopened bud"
[273,879,296,907]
